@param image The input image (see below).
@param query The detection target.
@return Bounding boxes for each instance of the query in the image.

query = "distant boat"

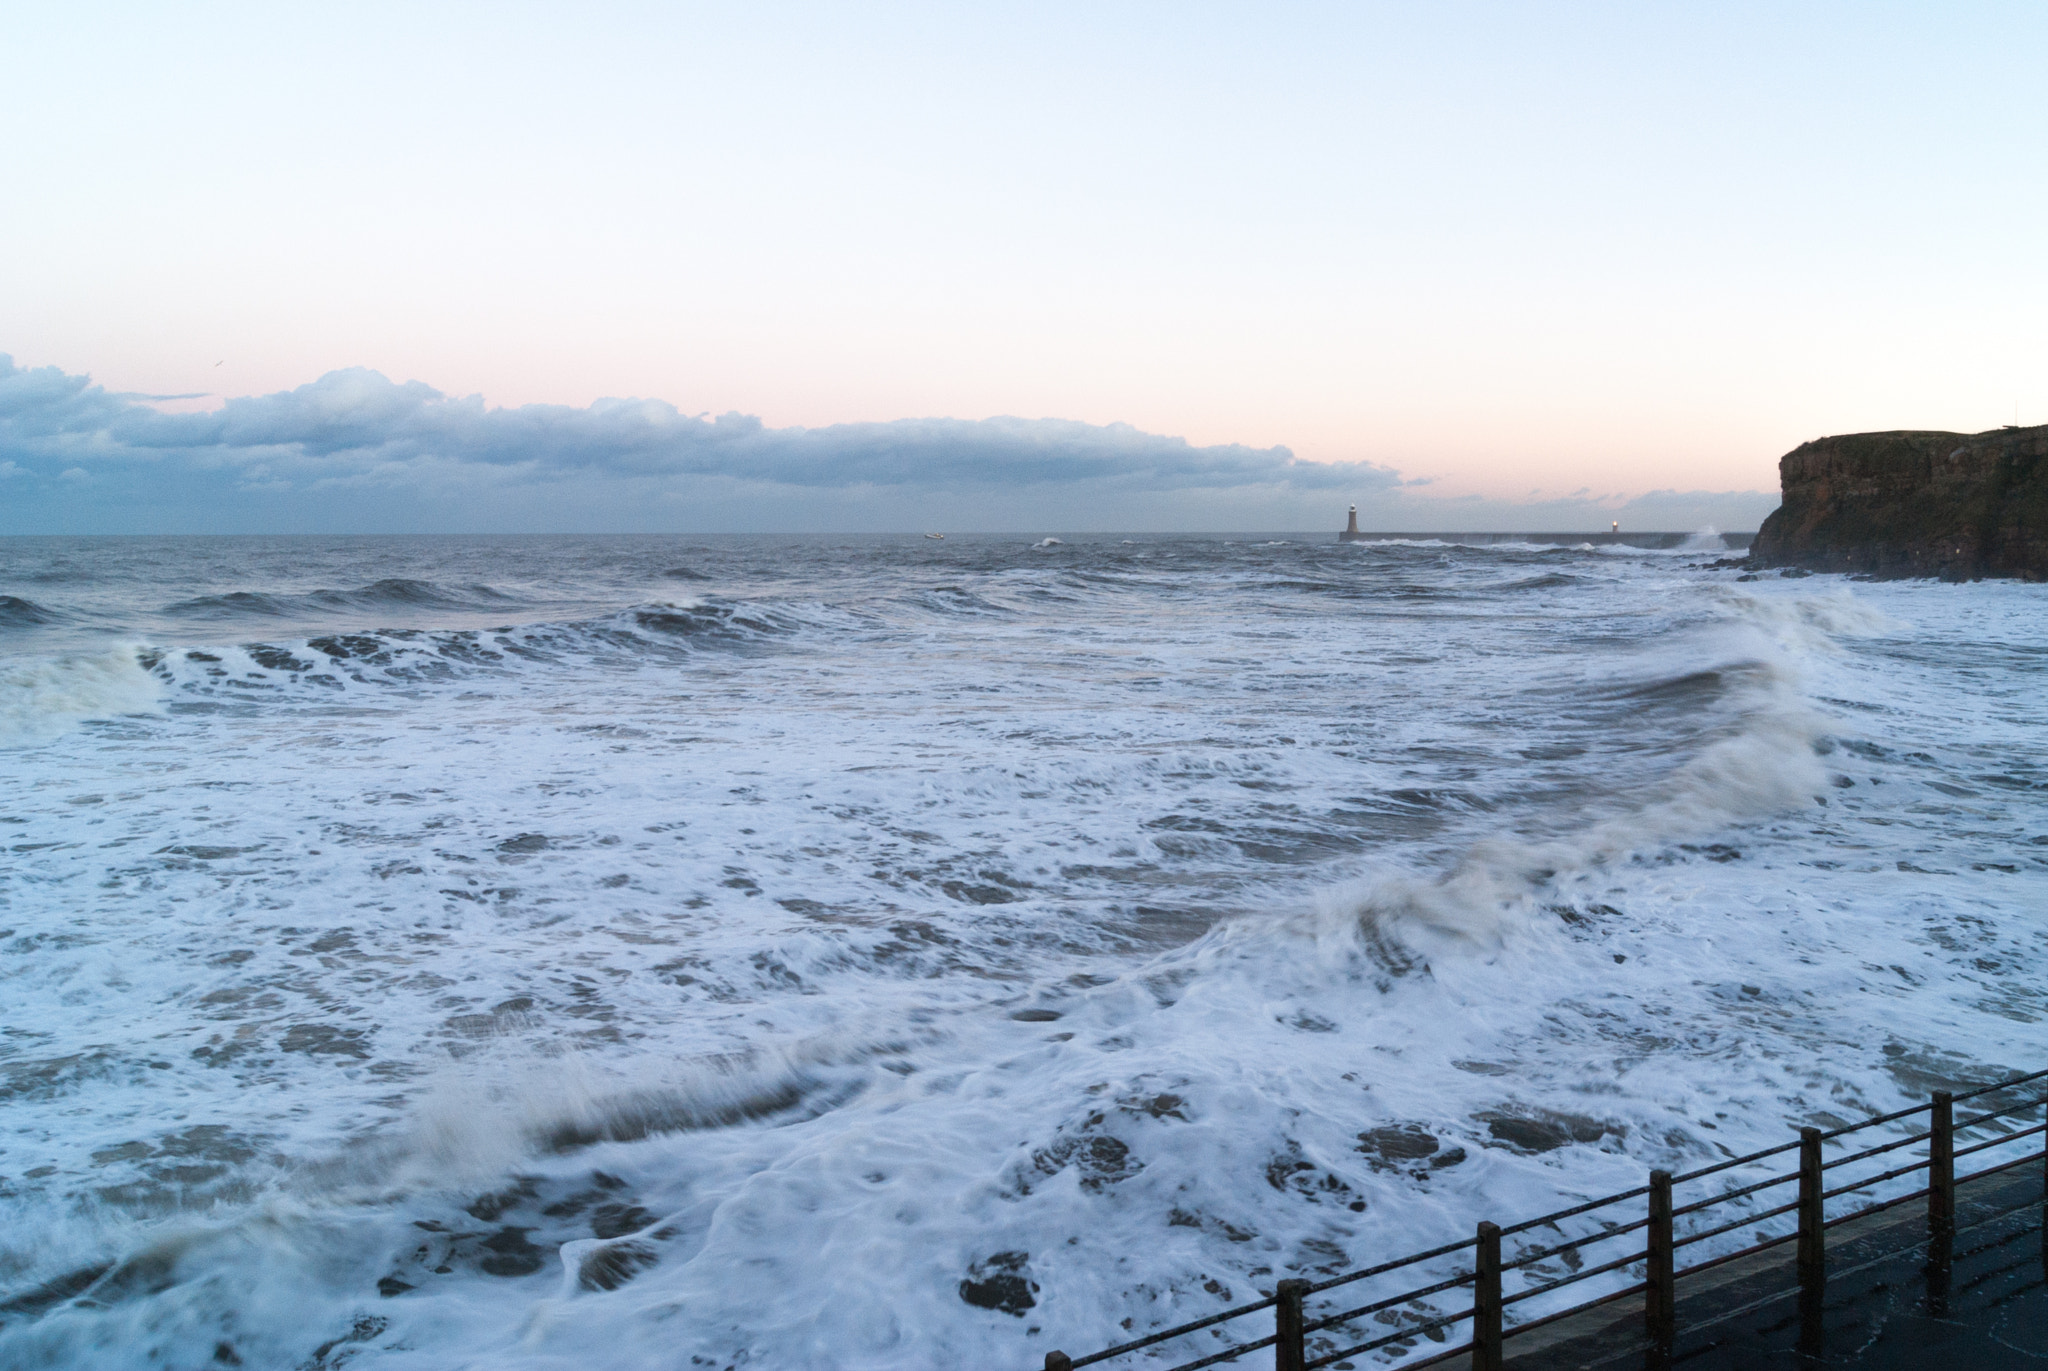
[924,532,945,540]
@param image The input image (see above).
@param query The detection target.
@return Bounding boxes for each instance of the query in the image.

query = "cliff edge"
[1749,424,2048,580]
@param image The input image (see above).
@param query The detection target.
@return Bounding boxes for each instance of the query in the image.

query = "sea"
[0,532,2041,1370]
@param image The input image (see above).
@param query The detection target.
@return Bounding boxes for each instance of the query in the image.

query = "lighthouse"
[1339,504,1363,542]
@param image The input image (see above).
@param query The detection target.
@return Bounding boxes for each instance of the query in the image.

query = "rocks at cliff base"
[1749,424,2048,580]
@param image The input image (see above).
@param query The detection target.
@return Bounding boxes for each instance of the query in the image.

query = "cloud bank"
[0,356,1775,533]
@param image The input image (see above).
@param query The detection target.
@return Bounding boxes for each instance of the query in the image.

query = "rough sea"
[0,533,2041,1370]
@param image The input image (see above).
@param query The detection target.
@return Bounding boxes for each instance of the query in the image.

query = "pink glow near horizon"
[5,2,2044,514]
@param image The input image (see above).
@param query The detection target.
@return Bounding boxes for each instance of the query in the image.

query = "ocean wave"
[0,594,827,742]
[902,584,1018,617]
[1490,572,1581,592]
[0,595,61,628]
[1259,576,1449,600]
[161,578,522,620]
[1584,660,1775,710]
[0,646,163,747]
[1316,598,1862,950]
[136,597,811,707]
[1,544,2035,1371]
[628,602,795,641]
[1322,692,1824,948]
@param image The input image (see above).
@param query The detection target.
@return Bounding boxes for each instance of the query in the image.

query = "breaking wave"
[1316,592,1877,949]
[135,598,812,705]
[0,645,163,747]
[0,595,62,629]
[161,578,522,620]
[1323,692,1824,947]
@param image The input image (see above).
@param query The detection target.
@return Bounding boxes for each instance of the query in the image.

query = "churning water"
[0,533,2041,1369]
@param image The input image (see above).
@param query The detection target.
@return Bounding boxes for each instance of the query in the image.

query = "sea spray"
[0,643,161,746]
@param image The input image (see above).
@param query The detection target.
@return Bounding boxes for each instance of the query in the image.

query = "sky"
[2,1,2044,534]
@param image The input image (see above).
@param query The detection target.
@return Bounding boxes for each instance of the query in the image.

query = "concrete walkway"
[1417,1165,2044,1370]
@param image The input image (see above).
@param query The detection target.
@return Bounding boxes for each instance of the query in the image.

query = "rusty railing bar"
[1308,1335,1476,1370]
[1956,1093,2048,1130]
[1498,1214,1651,1273]
[1813,1099,1933,1140]
[1064,1296,1277,1368]
[1820,1155,1932,1202]
[1050,1068,2046,1371]
[1670,1227,1800,1280]
[1824,1127,1934,1170]
[1497,1279,1648,1340]
[1304,1233,1481,1295]
[1951,1066,2048,1101]
[1959,1146,2048,1186]
[1304,1305,1476,1365]
[1668,1137,1802,1185]
[1156,1332,1278,1371]
[1495,1184,1652,1237]
[1302,1269,1479,1334]
[1953,1120,2048,1161]
[1670,1197,1801,1250]
[1820,1186,1930,1231]
[1498,1247,1644,1306]
[1670,1168,1800,1216]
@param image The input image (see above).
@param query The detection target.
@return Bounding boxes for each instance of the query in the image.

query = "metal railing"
[1039,1067,2048,1371]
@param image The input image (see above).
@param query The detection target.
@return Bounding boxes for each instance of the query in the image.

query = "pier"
[1334,503,1756,552]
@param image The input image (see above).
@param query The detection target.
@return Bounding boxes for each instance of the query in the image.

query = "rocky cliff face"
[1749,424,2048,580]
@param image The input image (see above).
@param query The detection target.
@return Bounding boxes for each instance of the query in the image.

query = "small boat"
[924,532,945,540]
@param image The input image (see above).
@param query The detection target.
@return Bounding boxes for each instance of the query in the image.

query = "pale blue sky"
[2,2,2043,531]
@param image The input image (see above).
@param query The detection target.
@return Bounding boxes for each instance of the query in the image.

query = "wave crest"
[162,579,519,620]
[0,646,163,747]
[0,595,61,629]
[1321,607,1840,950]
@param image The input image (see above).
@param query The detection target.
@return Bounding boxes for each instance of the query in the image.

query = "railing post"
[1044,1354,1073,1371]
[1473,1222,1503,1371]
[1797,1126,1825,1294]
[1274,1278,1308,1371]
[1645,1169,1675,1345]
[1928,1090,1955,1234]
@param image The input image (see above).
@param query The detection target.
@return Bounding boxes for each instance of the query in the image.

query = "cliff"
[1749,424,2048,580]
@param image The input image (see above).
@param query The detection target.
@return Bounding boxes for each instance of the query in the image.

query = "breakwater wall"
[1340,532,1754,551]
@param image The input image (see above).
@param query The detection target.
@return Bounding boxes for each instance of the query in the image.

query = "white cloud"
[6,356,1386,497]
[0,354,1778,534]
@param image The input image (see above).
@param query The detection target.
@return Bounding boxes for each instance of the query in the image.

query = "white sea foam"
[0,536,2040,1370]
[0,644,161,746]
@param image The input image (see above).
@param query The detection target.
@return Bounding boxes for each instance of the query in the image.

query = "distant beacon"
[1339,504,1363,543]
